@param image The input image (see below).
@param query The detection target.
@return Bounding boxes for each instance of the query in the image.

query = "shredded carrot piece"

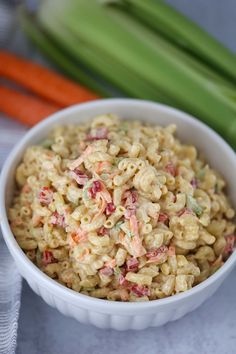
[118,231,125,242]
[94,196,107,219]
[71,229,88,244]
[78,248,90,261]
[99,189,112,204]
[131,237,146,257]
[11,217,23,227]
[95,161,112,174]
[167,245,176,256]
[129,215,146,257]
[68,146,94,170]
[118,218,146,258]
[129,214,139,236]
[104,259,116,268]
[22,184,31,194]
[32,214,42,227]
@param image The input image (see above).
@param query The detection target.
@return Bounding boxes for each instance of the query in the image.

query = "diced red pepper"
[86,127,108,141]
[158,213,169,223]
[99,266,114,276]
[118,273,129,286]
[177,208,193,217]
[190,178,198,188]
[71,230,87,244]
[224,235,235,256]
[42,250,56,266]
[130,190,138,204]
[124,205,136,220]
[168,245,176,256]
[126,257,139,271]
[22,184,31,194]
[50,211,66,228]
[38,186,53,205]
[98,226,109,236]
[146,245,168,259]
[165,162,176,176]
[105,202,116,216]
[88,180,103,198]
[123,189,138,207]
[130,284,150,297]
[70,168,89,186]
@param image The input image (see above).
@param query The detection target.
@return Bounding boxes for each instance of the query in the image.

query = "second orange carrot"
[0,85,59,126]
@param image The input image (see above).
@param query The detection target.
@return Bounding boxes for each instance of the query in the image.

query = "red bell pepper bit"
[123,189,138,206]
[177,208,193,217]
[38,187,53,205]
[130,190,138,204]
[42,250,56,266]
[190,177,198,188]
[126,257,139,272]
[146,245,168,259]
[70,168,89,186]
[224,235,235,256]
[98,226,109,236]
[88,180,103,198]
[158,213,169,223]
[124,205,136,220]
[50,211,66,228]
[105,202,116,216]
[99,266,114,277]
[118,273,128,286]
[130,284,150,297]
[86,127,108,141]
[22,184,31,194]
[167,245,176,256]
[165,162,176,176]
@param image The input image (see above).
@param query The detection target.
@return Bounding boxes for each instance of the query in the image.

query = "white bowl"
[1,99,236,330]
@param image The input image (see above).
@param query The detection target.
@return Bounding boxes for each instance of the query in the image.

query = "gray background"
[1,0,236,353]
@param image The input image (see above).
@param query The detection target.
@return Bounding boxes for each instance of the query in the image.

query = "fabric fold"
[0,124,26,354]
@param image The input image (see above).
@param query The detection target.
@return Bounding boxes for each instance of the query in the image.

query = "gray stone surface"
[2,0,236,353]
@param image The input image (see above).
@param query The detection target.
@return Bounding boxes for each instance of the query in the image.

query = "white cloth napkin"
[0,120,26,354]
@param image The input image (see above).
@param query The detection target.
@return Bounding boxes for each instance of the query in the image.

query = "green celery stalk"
[36,5,180,105]
[107,7,236,112]
[119,0,236,83]
[19,7,114,97]
[37,0,236,147]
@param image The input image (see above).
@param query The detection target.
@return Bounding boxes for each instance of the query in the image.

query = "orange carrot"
[0,51,99,107]
[0,85,59,126]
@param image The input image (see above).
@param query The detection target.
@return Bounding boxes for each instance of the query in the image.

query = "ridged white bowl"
[1,99,236,330]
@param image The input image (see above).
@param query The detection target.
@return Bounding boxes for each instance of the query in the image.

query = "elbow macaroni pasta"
[9,114,235,301]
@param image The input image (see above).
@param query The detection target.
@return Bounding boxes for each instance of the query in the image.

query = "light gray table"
[1,1,235,353]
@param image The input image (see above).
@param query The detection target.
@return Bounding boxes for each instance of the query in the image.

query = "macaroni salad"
[9,114,236,301]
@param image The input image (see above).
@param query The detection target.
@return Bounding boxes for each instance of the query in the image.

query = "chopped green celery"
[114,221,124,231]
[187,195,203,217]
[40,138,54,149]
[114,266,121,276]
[197,168,206,180]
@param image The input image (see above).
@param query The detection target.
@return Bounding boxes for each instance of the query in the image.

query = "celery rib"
[121,0,236,83]
[29,0,236,148]
[19,7,113,97]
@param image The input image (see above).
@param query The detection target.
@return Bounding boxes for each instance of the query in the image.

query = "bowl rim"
[0,98,235,312]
